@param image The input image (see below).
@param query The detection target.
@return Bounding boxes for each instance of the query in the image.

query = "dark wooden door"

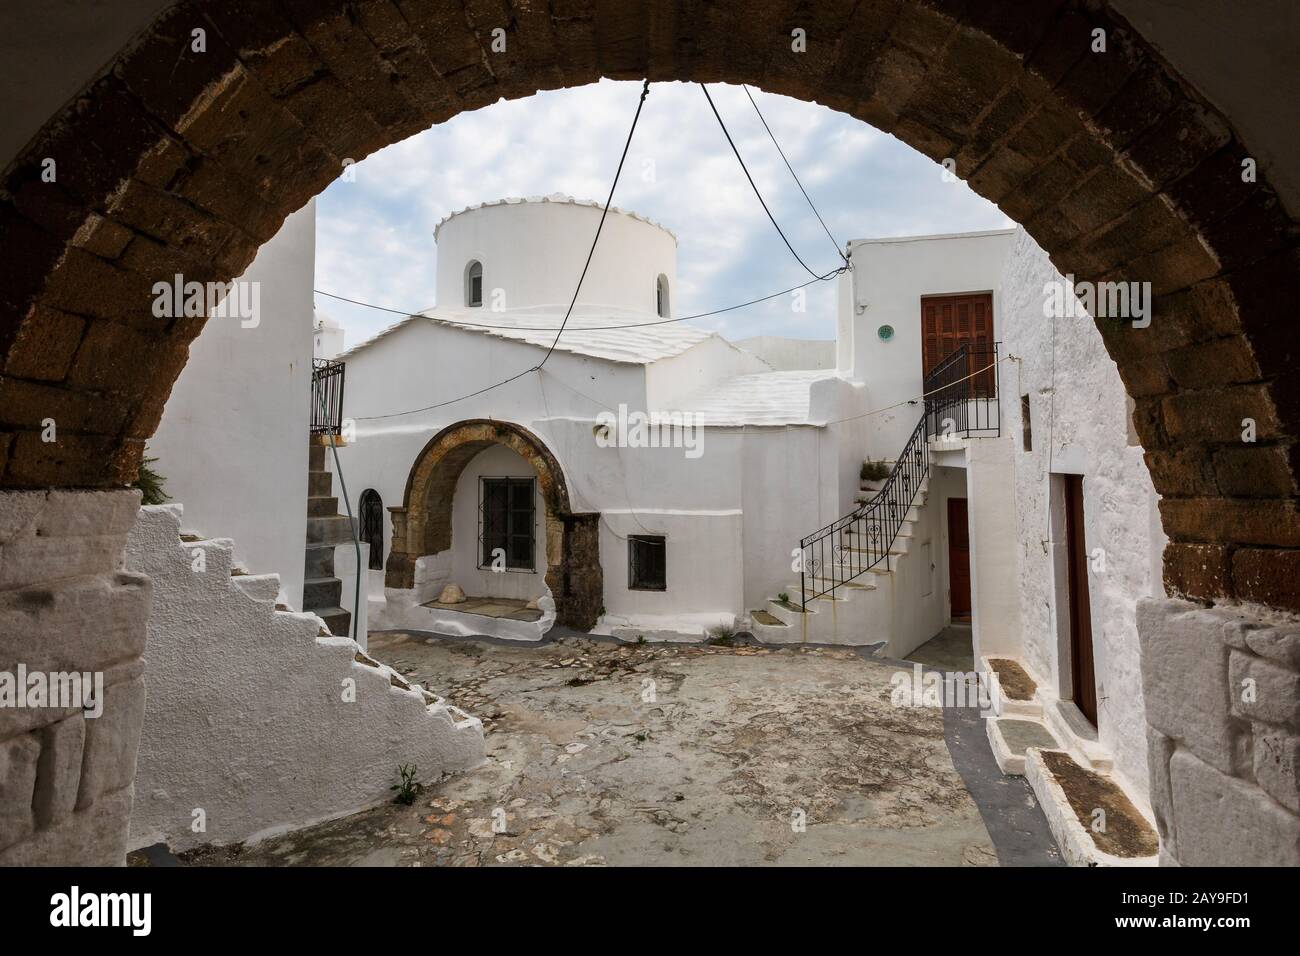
[947,497,971,621]
[1064,474,1098,725]
[921,292,995,395]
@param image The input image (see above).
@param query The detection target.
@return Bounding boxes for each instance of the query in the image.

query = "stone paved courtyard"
[176,631,1034,867]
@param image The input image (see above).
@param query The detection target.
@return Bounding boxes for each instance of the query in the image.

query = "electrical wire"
[698,83,841,282]
[350,80,650,422]
[314,269,840,333]
[538,79,650,368]
[742,84,846,264]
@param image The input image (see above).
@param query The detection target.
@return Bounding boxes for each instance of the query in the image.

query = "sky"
[314,79,1013,347]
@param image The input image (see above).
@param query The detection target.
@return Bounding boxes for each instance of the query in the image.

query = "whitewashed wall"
[843,229,1016,457]
[734,336,836,371]
[434,197,677,314]
[126,505,483,852]
[149,202,316,609]
[997,226,1165,800]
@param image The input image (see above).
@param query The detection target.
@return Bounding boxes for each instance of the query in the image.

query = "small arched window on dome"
[655,274,670,318]
[466,260,483,308]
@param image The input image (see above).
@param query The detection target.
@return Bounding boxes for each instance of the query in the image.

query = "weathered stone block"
[1136,599,1248,775]
[1253,726,1300,814]
[1169,749,1300,866]
[1229,650,1300,727]
[0,733,39,850]
[33,713,85,828]
[1146,726,1176,854]
[0,786,133,866]
[77,676,147,811]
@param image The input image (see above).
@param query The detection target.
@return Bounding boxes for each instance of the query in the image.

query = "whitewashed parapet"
[125,504,484,853]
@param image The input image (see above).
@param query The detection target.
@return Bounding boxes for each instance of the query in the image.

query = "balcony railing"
[923,341,1000,440]
[311,358,345,437]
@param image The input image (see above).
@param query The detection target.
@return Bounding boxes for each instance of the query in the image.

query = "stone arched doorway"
[386,419,601,630]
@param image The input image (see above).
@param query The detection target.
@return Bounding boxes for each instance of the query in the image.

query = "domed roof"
[433,193,676,243]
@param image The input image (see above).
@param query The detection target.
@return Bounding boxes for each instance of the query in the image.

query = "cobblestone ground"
[181,632,999,867]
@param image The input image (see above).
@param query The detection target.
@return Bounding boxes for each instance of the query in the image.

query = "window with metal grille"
[628,535,666,591]
[479,477,535,571]
[359,488,384,570]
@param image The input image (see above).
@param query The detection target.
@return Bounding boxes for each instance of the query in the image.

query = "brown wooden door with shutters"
[947,497,971,621]
[921,292,996,395]
[1064,474,1098,726]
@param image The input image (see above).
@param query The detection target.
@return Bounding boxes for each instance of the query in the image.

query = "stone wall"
[0,489,148,865]
[998,226,1165,799]
[125,503,484,852]
[1138,598,1300,865]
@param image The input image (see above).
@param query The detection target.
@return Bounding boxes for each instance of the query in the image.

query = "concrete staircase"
[750,468,929,650]
[303,440,354,637]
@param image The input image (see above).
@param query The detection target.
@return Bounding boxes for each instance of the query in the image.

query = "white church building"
[138,193,1165,852]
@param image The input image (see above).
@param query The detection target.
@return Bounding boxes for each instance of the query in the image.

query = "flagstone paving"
[180,632,1022,867]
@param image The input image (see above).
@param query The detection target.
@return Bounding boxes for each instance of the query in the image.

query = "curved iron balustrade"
[799,415,929,610]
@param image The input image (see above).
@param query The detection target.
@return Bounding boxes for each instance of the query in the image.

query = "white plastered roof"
[668,369,837,426]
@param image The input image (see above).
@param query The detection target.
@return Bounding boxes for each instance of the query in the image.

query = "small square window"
[628,535,666,591]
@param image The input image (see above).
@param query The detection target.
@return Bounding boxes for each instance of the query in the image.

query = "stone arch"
[386,419,601,629]
[0,0,1296,614]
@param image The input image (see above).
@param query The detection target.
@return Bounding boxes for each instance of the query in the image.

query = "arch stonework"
[1,0,1299,865]
[0,0,1295,611]
[386,419,602,629]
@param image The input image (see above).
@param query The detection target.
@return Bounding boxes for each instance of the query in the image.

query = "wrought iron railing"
[923,341,1000,439]
[311,358,345,436]
[799,415,930,610]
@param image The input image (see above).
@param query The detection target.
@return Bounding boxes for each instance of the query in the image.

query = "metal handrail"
[799,415,930,610]
[923,341,1000,440]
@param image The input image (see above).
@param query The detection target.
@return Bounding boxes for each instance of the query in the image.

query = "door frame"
[947,496,971,623]
[1054,473,1098,727]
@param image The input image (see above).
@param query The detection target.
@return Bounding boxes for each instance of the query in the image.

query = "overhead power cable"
[742,84,846,264]
[315,269,838,333]
[698,83,840,282]
[538,78,650,367]
[351,80,650,422]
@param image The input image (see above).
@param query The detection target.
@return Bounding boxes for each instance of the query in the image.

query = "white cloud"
[314,79,1011,346]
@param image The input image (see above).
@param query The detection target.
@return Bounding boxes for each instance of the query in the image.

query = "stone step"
[307,495,339,517]
[315,605,352,637]
[303,575,342,609]
[309,442,326,472]
[308,471,333,497]
[750,609,787,627]
[304,543,335,579]
[307,514,355,546]
[805,577,879,592]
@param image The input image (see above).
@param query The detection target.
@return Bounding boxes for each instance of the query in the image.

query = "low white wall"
[997,226,1164,799]
[966,436,1024,662]
[126,505,483,852]
[148,202,316,609]
[735,336,836,371]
